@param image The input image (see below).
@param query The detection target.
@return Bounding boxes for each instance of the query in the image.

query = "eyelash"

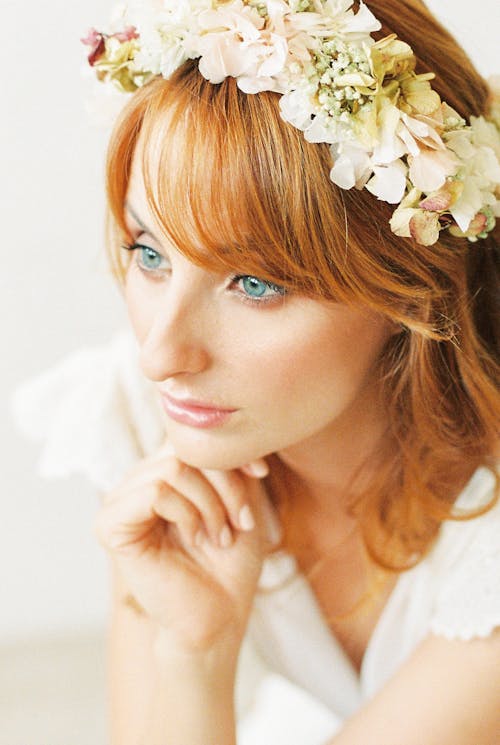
[121,242,287,306]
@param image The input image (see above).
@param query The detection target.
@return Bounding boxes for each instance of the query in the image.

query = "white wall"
[1,1,499,644]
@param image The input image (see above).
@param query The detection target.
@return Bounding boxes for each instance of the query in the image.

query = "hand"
[94,439,281,655]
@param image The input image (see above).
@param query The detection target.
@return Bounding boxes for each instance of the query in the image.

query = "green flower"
[93,36,148,93]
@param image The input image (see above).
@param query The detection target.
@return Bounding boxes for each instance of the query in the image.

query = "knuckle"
[185,509,200,533]
[151,477,168,498]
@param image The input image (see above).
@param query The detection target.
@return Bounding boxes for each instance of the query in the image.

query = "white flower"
[470,115,500,161]
[321,0,381,36]
[280,85,317,129]
[304,113,343,143]
[125,0,210,78]
[193,1,288,90]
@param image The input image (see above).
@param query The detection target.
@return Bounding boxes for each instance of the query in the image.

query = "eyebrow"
[124,202,161,244]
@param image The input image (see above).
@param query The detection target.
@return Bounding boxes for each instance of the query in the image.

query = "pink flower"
[81,26,139,67]
[409,210,441,246]
[81,28,106,67]
[114,26,140,43]
[195,2,288,91]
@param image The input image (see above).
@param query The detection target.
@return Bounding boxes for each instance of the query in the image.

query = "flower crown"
[82,0,500,246]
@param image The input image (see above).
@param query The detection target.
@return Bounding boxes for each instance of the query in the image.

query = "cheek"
[248,314,390,412]
[124,270,153,342]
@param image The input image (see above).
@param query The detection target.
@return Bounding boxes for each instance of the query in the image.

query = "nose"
[138,287,211,383]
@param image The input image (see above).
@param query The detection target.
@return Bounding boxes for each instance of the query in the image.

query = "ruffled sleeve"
[429,467,500,641]
[9,327,166,493]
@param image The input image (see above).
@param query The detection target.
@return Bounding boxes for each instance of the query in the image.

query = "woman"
[16,0,500,742]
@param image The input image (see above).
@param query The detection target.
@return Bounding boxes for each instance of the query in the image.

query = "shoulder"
[426,466,500,641]
[9,327,165,492]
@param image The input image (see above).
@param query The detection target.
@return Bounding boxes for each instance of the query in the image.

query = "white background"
[1,1,499,645]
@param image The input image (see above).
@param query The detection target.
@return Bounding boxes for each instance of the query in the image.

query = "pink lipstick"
[160,393,237,429]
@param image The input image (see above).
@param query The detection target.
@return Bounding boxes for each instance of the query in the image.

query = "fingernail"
[239,504,256,531]
[219,524,233,549]
[248,461,269,478]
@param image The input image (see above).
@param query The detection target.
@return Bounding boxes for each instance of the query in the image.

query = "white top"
[10,328,500,745]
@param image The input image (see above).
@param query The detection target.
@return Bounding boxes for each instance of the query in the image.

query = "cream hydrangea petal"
[256,33,289,76]
[470,116,500,158]
[304,114,340,144]
[330,145,372,189]
[343,1,382,34]
[238,75,281,93]
[396,123,419,157]
[372,104,406,164]
[389,206,417,237]
[450,180,484,232]
[198,39,237,83]
[366,160,407,203]
[409,148,458,193]
[409,210,441,245]
[419,180,464,212]
[280,88,316,130]
[330,154,357,189]
[198,3,264,39]
[446,130,476,160]
[474,147,500,183]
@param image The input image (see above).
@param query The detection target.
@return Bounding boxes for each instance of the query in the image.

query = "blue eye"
[242,276,270,297]
[121,243,168,273]
[140,246,164,270]
[233,275,287,304]
[121,243,287,305]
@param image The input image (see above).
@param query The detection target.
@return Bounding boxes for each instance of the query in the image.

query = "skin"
[123,144,396,501]
[98,140,500,745]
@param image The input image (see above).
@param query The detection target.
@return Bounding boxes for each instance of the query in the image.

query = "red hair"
[105,0,499,574]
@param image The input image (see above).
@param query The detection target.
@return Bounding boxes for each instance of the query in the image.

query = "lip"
[160,393,237,429]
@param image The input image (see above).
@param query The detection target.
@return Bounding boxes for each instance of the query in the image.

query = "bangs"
[107,62,356,298]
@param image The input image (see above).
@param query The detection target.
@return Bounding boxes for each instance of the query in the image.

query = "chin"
[165,433,265,472]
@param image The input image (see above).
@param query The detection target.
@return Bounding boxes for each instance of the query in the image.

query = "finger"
[243,476,283,550]
[151,483,205,549]
[94,479,203,553]
[148,457,234,549]
[120,439,176,486]
[200,467,257,534]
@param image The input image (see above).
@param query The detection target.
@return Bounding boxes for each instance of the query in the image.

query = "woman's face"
[123,147,394,472]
